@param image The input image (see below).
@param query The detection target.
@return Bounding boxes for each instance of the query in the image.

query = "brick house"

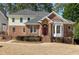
[7,9,75,43]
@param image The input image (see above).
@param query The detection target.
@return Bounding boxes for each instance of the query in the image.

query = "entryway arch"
[41,18,49,36]
[42,24,48,36]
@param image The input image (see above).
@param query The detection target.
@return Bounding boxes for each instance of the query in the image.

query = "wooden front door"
[42,24,48,36]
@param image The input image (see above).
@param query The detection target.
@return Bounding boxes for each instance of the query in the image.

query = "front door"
[42,24,48,36]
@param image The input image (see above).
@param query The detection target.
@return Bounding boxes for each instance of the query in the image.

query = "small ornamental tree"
[74,23,79,39]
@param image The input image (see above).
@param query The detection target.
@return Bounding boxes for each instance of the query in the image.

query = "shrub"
[16,36,41,41]
[74,23,79,39]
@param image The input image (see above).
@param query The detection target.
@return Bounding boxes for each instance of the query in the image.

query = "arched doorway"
[42,24,48,36]
[40,18,52,42]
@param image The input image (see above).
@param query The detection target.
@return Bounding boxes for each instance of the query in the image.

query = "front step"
[42,36,51,42]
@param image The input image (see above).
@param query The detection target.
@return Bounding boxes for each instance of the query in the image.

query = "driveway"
[0,42,79,55]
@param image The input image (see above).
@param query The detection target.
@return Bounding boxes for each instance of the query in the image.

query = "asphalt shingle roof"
[10,9,49,24]
[27,14,48,24]
[0,11,7,20]
[10,9,74,24]
[10,9,49,16]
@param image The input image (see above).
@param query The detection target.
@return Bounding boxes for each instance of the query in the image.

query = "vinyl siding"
[0,12,7,32]
[8,17,35,26]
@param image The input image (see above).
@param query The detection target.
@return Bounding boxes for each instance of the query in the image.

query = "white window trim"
[53,23,63,37]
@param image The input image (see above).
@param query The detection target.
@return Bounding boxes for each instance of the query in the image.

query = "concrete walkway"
[6,40,15,43]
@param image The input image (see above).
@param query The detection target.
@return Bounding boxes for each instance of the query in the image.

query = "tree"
[0,3,59,14]
[8,3,53,13]
[7,3,16,13]
[53,3,64,15]
[0,4,8,16]
[74,23,79,39]
[63,3,79,39]
[0,4,4,12]
[43,3,53,12]
[63,3,79,22]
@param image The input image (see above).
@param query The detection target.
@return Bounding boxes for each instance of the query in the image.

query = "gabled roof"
[0,11,7,20]
[26,15,48,24]
[10,9,37,15]
[9,9,49,16]
[35,11,75,24]
[47,11,75,24]
[26,11,75,24]
[8,9,75,24]
[10,9,49,24]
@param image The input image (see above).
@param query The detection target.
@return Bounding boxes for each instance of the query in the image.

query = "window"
[12,18,15,22]
[56,25,60,33]
[53,24,63,37]
[12,27,15,32]
[20,18,23,23]
[34,26,36,32]
[23,28,25,32]
[30,26,36,33]
[28,17,30,21]
[30,26,32,33]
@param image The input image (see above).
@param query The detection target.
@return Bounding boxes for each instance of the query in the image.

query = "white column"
[60,24,63,37]
[39,25,42,36]
[55,24,57,37]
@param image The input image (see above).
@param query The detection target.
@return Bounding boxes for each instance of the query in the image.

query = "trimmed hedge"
[16,36,41,41]
[74,39,79,44]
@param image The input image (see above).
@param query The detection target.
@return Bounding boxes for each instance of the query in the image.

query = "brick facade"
[8,26,26,37]
[8,19,74,43]
[64,24,73,37]
[8,25,40,37]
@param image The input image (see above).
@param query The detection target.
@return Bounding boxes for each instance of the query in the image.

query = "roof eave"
[63,22,75,24]
[25,23,40,25]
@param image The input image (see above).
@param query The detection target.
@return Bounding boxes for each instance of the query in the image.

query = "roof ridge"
[10,9,49,15]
